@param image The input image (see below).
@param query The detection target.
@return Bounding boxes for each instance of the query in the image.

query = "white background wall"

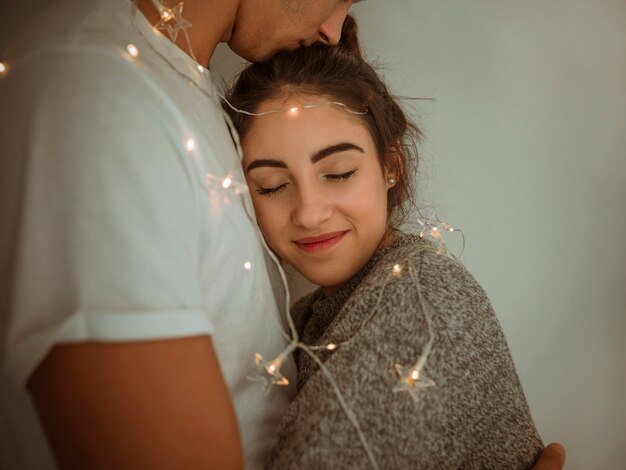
[213,1,626,468]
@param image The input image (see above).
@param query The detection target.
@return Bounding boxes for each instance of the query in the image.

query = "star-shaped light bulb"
[155,2,192,42]
[393,363,435,403]
[247,350,292,392]
[418,216,457,254]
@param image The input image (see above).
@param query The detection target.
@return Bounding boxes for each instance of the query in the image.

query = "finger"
[532,443,566,470]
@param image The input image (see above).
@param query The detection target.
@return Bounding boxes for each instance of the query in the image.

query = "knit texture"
[268,235,543,469]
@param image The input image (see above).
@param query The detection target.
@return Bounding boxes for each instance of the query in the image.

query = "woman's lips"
[293,231,348,253]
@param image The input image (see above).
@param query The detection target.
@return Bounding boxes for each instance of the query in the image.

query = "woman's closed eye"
[256,182,289,196]
[324,168,358,181]
[255,169,358,197]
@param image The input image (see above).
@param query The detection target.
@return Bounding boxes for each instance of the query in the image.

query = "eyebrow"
[311,142,364,163]
[245,159,287,172]
[245,142,364,173]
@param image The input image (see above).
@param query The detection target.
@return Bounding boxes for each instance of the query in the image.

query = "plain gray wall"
[212,1,626,468]
[352,4,626,469]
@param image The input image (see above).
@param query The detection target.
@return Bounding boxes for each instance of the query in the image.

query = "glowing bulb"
[289,107,299,115]
[393,264,401,274]
[431,226,439,233]
[197,64,204,72]
[244,261,252,271]
[268,363,277,373]
[222,177,233,189]
[185,138,195,152]
[410,369,420,381]
[162,10,171,19]
[0,62,7,74]
[126,44,139,58]
[327,343,337,351]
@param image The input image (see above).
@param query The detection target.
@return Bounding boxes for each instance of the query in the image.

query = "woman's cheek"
[255,203,282,249]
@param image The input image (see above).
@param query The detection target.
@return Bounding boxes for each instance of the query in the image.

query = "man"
[0,0,564,468]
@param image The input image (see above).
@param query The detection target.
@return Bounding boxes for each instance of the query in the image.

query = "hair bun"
[338,15,363,58]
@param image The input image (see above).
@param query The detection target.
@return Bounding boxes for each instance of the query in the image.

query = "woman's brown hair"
[225,15,420,229]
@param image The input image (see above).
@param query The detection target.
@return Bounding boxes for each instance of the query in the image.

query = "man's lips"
[293,231,348,253]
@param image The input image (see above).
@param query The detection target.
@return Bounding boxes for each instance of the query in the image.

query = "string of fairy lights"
[0,2,466,468]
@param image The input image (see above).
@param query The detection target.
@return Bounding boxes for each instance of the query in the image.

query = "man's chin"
[229,43,299,63]
[227,43,266,63]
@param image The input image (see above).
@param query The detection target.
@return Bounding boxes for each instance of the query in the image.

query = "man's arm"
[28,336,243,469]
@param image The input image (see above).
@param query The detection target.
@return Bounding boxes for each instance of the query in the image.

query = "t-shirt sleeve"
[0,46,214,387]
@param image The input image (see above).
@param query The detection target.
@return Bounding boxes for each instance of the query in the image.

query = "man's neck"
[137,0,238,67]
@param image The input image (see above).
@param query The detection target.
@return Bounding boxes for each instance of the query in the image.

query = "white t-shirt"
[0,0,296,468]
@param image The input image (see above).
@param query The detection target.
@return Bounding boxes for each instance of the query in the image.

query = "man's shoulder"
[2,1,155,97]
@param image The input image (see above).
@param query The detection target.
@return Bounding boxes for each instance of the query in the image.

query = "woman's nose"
[292,189,333,229]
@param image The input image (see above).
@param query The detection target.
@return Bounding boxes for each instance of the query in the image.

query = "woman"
[225,18,544,469]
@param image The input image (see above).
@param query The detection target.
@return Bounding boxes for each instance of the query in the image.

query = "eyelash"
[257,184,288,197]
[256,169,358,197]
[325,168,357,181]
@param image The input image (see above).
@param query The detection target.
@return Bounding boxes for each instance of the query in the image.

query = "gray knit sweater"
[268,235,543,469]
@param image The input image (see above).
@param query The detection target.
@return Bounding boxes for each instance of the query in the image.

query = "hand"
[532,443,566,470]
